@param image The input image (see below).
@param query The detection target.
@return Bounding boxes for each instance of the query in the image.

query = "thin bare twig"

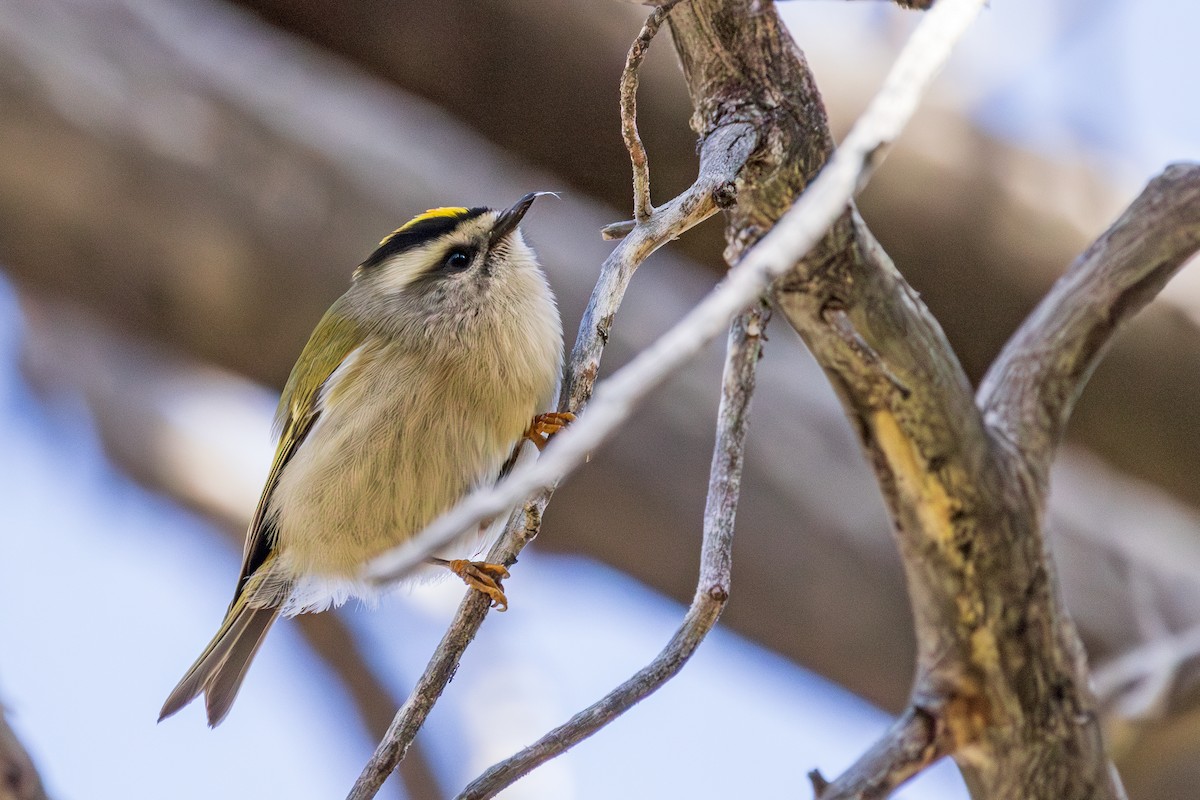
[298,614,437,800]
[454,302,769,800]
[348,114,755,800]
[562,122,755,415]
[364,0,987,588]
[812,706,944,800]
[346,552,507,800]
[622,0,685,222]
[979,163,1200,496]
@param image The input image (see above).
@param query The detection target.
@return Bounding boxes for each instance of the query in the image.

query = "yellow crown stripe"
[380,206,472,244]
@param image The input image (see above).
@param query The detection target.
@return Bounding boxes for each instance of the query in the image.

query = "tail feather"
[159,599,280,727]
[203,607,277,726]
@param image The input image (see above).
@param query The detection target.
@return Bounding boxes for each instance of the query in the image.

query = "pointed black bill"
[490,191,556,245]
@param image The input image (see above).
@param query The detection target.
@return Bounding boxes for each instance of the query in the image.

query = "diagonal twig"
[454,302,769,800]
[296,614,436,800]
[978,163,1200,497]
[346,562,511,800]
[621,0,686,223]
[809,705,945,800]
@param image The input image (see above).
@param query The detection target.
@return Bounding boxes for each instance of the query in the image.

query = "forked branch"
[667,0,1132,796]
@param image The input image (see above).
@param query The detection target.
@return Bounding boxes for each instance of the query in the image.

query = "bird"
[160,192,569,726]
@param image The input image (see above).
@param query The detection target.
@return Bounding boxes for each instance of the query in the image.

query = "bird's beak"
[490,192,556,245]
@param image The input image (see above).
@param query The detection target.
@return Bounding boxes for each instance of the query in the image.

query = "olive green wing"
[231,299,368,601]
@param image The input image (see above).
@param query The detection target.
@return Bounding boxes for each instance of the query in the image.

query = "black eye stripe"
[359,207,488,270]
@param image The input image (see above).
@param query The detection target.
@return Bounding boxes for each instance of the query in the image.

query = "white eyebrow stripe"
[370,240,442,293]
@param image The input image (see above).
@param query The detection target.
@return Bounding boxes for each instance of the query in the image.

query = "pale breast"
[268,277,561,589]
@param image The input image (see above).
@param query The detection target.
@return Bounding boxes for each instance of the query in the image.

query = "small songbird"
[160,193,569,726]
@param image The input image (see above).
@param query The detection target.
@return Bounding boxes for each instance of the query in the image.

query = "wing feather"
[232,299,368,602]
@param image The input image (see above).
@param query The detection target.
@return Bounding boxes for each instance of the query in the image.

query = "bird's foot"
[446,559,511,611]
[524,411,575,451]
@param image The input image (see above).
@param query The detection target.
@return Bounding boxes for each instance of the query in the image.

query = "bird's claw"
[447,559,511,611]
[525,411,576,451]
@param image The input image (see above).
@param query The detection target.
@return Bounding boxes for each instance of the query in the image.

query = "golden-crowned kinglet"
[160,193,567,726]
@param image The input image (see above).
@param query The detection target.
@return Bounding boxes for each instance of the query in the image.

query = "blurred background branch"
[0,704,49,800]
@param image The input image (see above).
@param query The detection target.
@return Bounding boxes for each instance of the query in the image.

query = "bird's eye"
[442,247,473,272]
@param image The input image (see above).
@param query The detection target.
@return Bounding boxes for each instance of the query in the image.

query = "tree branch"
[356,0,973,786]
[354,1,983,795]
[809,705,943,800]
[621,0,685,222]
[298,615,438,800]
[346,577,498,800]
[453,303,768,800]
[978,163,1200,496]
